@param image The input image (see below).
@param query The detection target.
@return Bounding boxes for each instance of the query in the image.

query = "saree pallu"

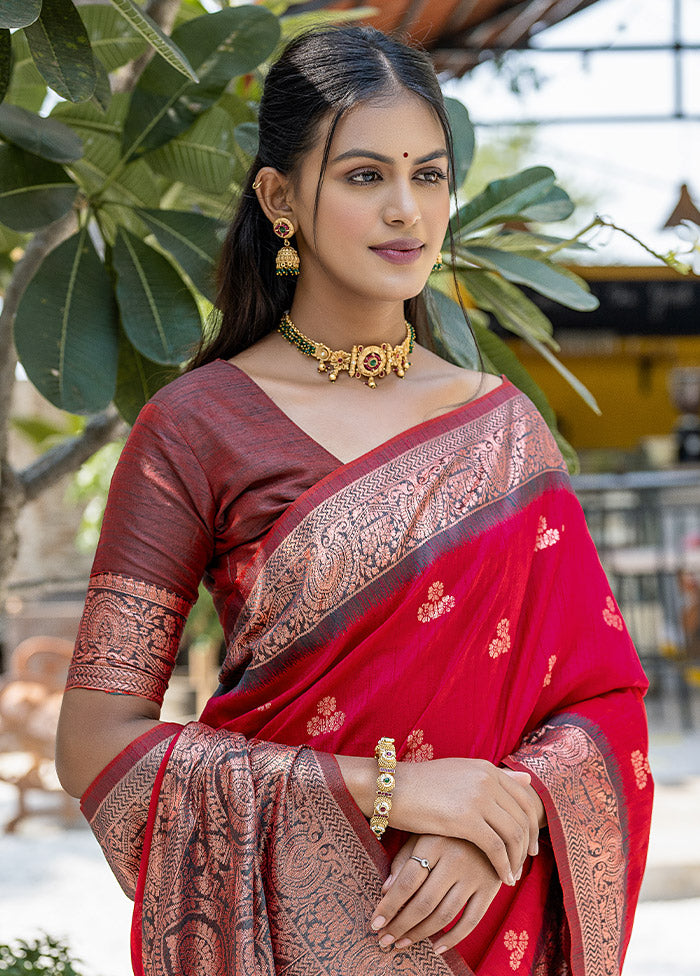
[70,377,652,976]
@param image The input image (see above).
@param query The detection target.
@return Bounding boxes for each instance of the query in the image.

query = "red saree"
[67,363,652,976]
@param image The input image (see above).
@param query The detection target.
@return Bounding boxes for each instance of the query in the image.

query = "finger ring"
[410,855,432,872]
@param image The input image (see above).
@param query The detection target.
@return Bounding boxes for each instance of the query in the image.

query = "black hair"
[189,25,466,369]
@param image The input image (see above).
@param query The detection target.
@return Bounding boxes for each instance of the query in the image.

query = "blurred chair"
[0,635,78,832]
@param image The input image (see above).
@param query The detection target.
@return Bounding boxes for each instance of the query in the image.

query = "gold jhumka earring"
[431,253,444,272]
[273,217,300,277]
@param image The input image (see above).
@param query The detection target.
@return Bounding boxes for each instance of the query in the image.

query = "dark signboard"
[531,275,700,335]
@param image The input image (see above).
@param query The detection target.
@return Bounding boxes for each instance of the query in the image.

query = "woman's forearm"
[334,755,443,835]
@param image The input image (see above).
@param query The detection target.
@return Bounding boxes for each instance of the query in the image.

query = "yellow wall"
[508,335,700,450]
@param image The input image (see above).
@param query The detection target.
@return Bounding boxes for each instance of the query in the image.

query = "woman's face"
[287,92,451,306]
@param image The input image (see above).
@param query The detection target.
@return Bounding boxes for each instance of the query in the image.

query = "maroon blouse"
[68,361,340,704]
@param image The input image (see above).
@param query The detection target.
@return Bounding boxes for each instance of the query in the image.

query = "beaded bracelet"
[370,736,397,839]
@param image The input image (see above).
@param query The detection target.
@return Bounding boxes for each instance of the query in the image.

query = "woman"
[56,26,652,976]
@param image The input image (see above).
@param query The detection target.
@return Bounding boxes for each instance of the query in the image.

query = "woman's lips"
[370,240,424,265]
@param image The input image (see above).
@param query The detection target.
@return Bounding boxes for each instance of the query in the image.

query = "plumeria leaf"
[5,29,46,112]
[0,29,11,104]
[0,103,83,162]
[451,167,556,239]
[468,321,579,471]
[0,145,76,231]
[114,326,179,424]
[463,246,599,311]
[108,0,198,81]
[426,286,479,369]
[14,226,119,413]
[81,4,149,73]
[0,0,42,30]
[24,0,97,102]
[135,207,225,302]
[122,6,279,161]
[112,227,202,364]
[444,97,474,189]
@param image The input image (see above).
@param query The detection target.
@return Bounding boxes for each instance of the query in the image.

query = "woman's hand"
[335,754,543,886]
[392,759,540,885]
[369,834,502,955]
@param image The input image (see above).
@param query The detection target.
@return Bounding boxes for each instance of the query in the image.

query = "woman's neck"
[288,278,409,350]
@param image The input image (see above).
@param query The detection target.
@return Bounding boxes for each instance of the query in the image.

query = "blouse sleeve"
[66,398,216,706]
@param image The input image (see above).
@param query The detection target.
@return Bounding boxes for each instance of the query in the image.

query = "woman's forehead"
[322,94,447,157]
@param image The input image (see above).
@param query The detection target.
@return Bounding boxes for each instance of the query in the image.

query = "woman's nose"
[383,181,420,226]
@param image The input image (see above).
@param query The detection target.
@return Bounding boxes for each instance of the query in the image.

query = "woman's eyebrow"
[331,148,448,164]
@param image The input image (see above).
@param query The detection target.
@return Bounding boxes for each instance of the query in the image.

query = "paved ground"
[1,706,698,975]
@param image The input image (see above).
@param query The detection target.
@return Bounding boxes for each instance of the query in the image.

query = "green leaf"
[426,287,479,369]
[155,179,232,220]
[0,144,76,231]
[11,413,83,450]
[468,319,579,472]
[462,269,599,416]
[90,49,112,112]
[80,3,149,72]
[49,102,159,212]
[518,185,575,223]
[461,246,599,311]
[524,333,601,415]
[452,167,556,239]
[0,103,83,162]
[51,88,129,135]
[262,0,321,13]
[66,128,159,208]
[24,0,97,102]
[234,121,259,159]
[0,30,11,105]
[174,0,211,26]
[457,268,556,346]
[112,227,202,364]
[0,219,27,254]
[114,326,179,424]
[109,0,198,82]
[146,104,245,195]
[0,0,42,30]
[136,208,225,302]
[5,29,46,112]
[473,229,591,254]
[470,321,555,424]
[14,226,119,413]
[122,6,280,160]
[444,97,474,190]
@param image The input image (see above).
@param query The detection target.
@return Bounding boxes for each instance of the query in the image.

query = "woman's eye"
[418,169,448,184]
[348,170,381,184]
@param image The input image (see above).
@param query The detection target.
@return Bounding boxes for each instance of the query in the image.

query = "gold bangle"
[370,736,396,839]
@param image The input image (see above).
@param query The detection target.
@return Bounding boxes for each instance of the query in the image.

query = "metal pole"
[673,0,683,118]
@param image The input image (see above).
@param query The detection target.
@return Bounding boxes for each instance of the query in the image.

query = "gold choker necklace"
[278,312,415,389]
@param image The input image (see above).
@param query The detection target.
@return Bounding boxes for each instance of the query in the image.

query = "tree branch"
[19,408,125,504]
[112,0,183,93]
[0,460,23,606]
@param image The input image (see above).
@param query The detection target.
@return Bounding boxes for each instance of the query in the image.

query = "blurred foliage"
[0,934,88,975]
[64,437,124,552]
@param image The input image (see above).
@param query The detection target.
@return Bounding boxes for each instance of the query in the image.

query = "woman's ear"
[252,167,295,228]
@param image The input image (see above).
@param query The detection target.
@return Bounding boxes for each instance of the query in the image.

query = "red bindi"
[403,152,409,158]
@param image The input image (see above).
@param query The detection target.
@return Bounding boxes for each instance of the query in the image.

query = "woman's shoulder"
[148,360,237,413]
[127,361,268,458]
